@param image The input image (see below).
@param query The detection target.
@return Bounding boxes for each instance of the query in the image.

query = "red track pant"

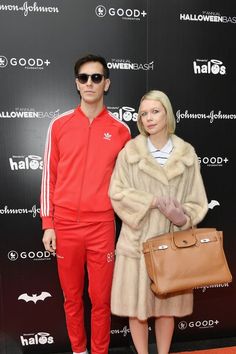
[54,218,115,354]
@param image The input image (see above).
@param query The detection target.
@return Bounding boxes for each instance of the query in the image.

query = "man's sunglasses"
[77,73,105,84]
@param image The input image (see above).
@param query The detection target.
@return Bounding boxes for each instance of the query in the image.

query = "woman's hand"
[156,197,187,226]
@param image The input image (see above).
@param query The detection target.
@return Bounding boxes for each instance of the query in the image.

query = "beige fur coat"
[109,134,208,320]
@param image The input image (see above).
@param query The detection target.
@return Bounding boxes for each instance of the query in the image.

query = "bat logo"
[18,292,52,304]
[208,200,220,209]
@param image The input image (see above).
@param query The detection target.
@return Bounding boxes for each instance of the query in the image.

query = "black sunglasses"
[77,73,105,84]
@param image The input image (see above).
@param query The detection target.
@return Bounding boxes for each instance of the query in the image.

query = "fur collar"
[125,134,196,185]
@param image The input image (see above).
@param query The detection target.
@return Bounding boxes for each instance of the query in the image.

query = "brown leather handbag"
[142,225,232,296]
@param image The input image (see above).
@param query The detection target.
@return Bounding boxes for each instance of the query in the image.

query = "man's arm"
[40,120,59,229]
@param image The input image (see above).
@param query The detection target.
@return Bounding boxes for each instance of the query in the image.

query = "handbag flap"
[173,228,218,248]
[173,229,197,248]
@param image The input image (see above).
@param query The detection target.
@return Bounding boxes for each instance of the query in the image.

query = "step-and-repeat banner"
[0,0,235,353]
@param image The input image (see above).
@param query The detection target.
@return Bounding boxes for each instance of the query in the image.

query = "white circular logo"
[39,336,48,344]
[0,56,8,68]
[28,155,42,170]
[178,321,187,330]
[38,332,50,344]
[211,64,220,74]
[95,5,107,17]
[8,250,18,261]
[29,160,39,170]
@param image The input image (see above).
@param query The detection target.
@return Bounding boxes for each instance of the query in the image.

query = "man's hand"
[42,228,56,253]
[157,197,187,227]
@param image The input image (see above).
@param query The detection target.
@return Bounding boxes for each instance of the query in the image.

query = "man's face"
[75,61,110,105]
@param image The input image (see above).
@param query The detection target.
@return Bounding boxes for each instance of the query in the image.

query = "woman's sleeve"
[182,154,208,229]
[109,149,154,229]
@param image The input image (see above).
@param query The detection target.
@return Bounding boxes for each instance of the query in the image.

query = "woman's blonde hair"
[137,90,176,136]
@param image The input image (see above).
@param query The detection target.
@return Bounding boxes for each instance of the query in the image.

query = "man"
[40,54,131,354]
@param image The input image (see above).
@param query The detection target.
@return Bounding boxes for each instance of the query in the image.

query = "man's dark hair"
[74,54,110,78]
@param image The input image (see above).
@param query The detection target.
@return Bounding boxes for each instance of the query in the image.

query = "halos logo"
[208,200,220,209]
[108,59,154,71]
[198,156,229,167]
[9,155,43,171]
[0,204,40,217]
[95,5,147,21]
[0,108,59,119]
[178,319,219,330]
[193,59,226,75]
[8,250,52,261]
[18,292,52,304]
[0,55,51,70]
[109,106,138,122]
[20,332,54,346]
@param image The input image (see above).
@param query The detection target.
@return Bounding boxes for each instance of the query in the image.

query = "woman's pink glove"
[157,197,187,226]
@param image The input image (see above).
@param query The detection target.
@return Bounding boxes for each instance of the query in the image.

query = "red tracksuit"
[40,106,131,353]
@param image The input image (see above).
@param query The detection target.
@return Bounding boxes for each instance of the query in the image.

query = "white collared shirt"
[147,137,173,166]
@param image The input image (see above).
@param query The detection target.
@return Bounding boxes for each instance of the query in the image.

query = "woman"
[109,90,208,354]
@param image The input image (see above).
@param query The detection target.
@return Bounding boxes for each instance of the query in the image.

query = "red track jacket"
[40,106,131,229]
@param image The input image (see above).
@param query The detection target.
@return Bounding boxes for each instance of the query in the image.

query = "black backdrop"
[0,1,235,353]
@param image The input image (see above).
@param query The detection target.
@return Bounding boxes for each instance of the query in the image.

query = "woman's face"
[139,99,168,137]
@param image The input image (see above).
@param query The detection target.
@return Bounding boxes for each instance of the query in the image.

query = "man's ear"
[104,78,111,94]
[75,78,80,91]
